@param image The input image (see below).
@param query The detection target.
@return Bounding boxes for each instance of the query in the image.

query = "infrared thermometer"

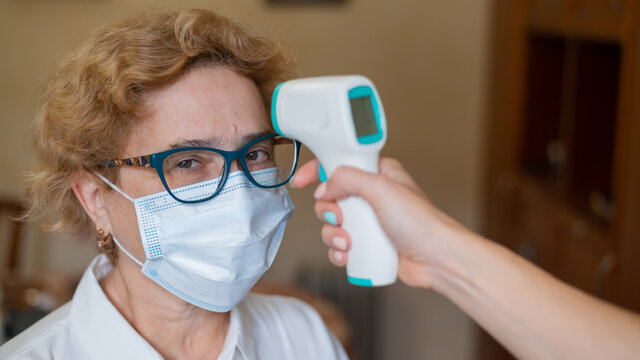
[272,75,398,287]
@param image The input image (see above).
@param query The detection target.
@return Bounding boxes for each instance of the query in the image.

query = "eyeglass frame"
[104,133,301,204]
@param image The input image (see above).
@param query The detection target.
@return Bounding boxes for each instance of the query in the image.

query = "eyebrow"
[169,138,221,149]
[168,130,275,150]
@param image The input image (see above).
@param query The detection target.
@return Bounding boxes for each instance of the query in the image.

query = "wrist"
[425,223,486,295]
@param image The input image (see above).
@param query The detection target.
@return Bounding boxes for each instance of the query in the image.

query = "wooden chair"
[0,199,74,341]
[0,199,25,272]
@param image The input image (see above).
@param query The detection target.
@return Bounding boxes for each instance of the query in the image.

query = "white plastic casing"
[272,75,398,286]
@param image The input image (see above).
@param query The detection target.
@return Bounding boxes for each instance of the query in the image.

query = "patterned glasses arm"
[106,155,152,168]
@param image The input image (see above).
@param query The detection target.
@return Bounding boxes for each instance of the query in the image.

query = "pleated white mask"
[95,169,294,312]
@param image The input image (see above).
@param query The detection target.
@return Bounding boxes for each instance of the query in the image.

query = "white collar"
[69,254,248,360]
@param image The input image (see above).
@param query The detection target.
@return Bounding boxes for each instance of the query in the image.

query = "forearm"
[429,229,640,359]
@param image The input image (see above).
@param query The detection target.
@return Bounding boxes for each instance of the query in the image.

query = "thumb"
[315,166,386,206]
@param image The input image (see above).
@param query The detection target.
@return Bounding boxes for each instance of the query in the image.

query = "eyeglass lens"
[161,136,296,201]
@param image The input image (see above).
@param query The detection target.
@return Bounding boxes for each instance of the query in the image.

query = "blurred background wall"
[0,0,490,358]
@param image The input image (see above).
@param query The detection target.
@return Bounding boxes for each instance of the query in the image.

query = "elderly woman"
[0,8,347,360]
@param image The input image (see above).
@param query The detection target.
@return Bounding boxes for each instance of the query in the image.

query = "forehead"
[121,65,269,157]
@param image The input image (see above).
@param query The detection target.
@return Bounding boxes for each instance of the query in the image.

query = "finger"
[291,159,320,188]
[314,200,343,225]
[328,248,348,267]
[321,224,351,251]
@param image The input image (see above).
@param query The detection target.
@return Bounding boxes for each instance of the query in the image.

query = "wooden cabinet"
[529,0,626,41]
[482,0,640,358]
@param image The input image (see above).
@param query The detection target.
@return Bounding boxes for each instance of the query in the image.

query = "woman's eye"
[172,157,204,171]
[177,159,195,169]
[246,150,268,162]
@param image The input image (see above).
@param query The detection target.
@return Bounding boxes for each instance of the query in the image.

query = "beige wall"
[0,0,490,358]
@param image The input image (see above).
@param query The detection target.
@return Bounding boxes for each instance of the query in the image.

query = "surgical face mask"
[95,168,294,312]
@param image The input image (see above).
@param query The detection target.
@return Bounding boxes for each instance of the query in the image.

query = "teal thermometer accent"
[318,163,328,182]
[271,75,398,287]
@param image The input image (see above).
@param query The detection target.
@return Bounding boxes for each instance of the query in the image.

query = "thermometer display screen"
[350,96,378,138]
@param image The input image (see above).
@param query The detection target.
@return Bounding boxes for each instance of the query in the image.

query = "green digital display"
[350,96,378,138]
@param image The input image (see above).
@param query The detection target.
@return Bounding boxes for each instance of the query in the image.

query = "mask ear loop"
[112,236,144,267]
[93,172,135,203]
[92,172,143,266]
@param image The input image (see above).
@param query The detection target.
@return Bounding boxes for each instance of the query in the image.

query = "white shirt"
[0,255,348,359]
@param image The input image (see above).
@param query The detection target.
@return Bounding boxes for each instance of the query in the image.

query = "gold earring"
[97,229,110,248]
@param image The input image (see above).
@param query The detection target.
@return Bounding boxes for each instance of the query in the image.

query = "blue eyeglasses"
[106,133,301,204]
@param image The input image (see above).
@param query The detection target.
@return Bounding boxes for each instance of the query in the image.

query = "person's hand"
[291,158,470,289]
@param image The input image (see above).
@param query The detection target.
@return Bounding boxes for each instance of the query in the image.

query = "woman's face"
[101,65,270,261]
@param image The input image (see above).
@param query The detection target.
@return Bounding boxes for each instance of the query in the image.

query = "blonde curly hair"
[24,8,296,260]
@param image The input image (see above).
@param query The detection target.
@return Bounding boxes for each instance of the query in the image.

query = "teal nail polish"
[323,211,337,225]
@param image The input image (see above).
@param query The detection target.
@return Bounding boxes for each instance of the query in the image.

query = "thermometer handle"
[339,196,398,286]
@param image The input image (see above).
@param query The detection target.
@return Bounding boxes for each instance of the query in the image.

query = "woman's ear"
[71,171,113,234]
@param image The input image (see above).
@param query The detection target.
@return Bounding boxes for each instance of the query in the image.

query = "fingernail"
[323,211,337,225]
[332,251,343,263]
[288,179,296,189]
[314,183,327,199]
[333,236,347,251]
